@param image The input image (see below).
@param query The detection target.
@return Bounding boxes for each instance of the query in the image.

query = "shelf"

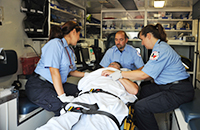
[102,28,141,32]
[50,22,61,26]
[168,41,196,45]
[165,30,192,32]
[103,19,144,21]
[86,23,100,26]
[147,19,192,21]
[50,5,81,18]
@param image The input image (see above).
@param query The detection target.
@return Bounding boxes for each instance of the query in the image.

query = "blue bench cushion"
[188,118,200,130]
[19,90,39,115]
[179,89,200,123]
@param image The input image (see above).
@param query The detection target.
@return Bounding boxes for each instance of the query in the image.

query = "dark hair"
[48,21,81,41]
[116,30,129,39]
[114,61,123,68]
[48,25,63,41]
[61,21,81,35]
[138,23,167,42]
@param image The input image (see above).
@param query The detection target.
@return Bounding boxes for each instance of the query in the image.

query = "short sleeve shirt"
[100,44,144,70]
[142,39,189,85]
[35,38,77,84]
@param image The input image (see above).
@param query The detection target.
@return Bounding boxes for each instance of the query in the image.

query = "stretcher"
[36,67,138,130]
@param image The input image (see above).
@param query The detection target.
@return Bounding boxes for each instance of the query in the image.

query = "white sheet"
[36,67,137,130]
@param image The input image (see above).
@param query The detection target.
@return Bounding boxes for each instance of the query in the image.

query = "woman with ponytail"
[25,21,87,116]
[102,23,194,130]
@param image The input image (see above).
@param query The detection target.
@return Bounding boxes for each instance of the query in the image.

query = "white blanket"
[36,67,137,130]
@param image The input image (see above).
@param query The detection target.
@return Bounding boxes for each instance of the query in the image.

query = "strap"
[62,102,99,112]
[79,88,120,100]
[67,106,120,129]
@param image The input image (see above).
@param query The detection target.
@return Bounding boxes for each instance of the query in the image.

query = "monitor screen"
[81,48,90,62]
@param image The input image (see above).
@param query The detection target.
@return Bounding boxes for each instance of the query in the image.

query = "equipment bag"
[23,14,48,38]
[20,0,48,15]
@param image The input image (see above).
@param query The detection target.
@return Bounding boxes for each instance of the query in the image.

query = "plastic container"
[20,56,40,75]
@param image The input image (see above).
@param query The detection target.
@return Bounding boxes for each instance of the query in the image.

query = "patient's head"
[108,62,122,70]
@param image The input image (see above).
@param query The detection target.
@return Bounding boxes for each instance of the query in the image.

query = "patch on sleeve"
[150,51,159,60]
[137,51,141,57]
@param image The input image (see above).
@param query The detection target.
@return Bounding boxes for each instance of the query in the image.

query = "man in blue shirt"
[100,31,144,70]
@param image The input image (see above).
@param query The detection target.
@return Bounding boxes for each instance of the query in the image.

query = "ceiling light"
[154,1,165,8]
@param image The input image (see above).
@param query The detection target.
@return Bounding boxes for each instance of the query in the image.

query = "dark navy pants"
[134,81,194,130]
[25,75,80,116]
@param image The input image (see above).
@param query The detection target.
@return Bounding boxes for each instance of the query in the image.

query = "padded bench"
[19,94,39,115]
[188,118,200,130]
[18,90,42,122]
[179,89,200,123]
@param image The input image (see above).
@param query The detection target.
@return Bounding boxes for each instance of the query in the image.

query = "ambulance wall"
[0,0,35,88]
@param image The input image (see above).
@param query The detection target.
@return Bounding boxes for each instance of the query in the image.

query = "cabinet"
[49,0,86,38]
[101,10,145,40]
[147,10,193,40]
[101,9,194,41]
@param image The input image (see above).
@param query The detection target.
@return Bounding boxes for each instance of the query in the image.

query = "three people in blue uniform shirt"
[102,23,194,130]
[100,31,144,70]
[25,21,87,116]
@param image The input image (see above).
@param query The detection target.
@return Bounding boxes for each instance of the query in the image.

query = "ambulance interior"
[1,0,200,130]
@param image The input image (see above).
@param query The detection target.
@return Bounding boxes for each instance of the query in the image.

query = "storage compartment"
[20,56,40,75]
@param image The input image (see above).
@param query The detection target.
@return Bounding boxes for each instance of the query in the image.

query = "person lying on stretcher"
[36,62,139,130]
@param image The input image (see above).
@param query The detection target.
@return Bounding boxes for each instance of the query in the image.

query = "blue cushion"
[19,90,39,114]
[19,95,39,115]
[188,118,200,130]
[179,89,200,123]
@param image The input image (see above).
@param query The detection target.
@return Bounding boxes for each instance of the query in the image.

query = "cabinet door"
[49,0,86,38]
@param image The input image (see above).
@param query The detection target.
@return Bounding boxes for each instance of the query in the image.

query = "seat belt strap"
[79,88,120,100]
[62,102,99,112]
[67,106,120,129]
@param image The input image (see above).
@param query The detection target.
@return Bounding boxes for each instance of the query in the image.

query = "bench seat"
[179,89,200,123]
[19,96,39,115]
[188,118,200,130]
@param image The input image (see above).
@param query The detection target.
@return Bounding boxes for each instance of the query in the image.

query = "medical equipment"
[0,50,18,77]
[0,48,6,64]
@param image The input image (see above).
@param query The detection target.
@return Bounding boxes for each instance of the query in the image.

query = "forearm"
[49,67,64,96]
[69,70,85,77]
[122,70,150,81]
[118,78,138,95]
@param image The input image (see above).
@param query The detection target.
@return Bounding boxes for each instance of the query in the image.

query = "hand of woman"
[101,70,115,76]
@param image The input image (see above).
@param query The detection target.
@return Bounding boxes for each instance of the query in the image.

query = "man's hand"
[101,70,115,76]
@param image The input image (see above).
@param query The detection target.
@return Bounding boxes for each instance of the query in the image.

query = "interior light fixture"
[154,1,165,8]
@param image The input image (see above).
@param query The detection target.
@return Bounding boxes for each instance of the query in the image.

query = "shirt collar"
[153,39,161,50]
[114,44,128,52]
[61,38,69,48]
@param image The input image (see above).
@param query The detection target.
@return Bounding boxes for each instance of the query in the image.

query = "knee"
[134,100,149,115]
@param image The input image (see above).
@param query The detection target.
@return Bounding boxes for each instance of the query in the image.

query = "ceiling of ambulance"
[86,0,194,14]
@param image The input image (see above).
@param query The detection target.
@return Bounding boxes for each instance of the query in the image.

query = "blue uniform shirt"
[35,38,77,84]
[100,44,144,70]
[142,39,190,85]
